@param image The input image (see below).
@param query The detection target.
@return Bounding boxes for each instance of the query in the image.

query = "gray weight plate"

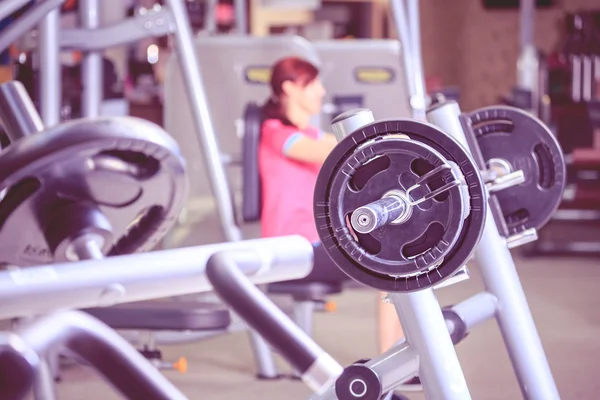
[0,117,188,266]
[461,106,566,236]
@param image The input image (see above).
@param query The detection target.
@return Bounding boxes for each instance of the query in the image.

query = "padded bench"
[84,301,231,331]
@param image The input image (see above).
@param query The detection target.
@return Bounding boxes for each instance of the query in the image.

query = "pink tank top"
[259,119,322,243]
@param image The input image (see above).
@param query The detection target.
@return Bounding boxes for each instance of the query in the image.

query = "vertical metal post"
[389,0,427,120]
[204,0,217,34]
[390,291,471,400]
[38,8,61,126]
[32,359,57,400]
[233,0,247,34]
[405,0,428,120]
[80,0,103,118]
[426,101,560,400]
[166,0,242,242]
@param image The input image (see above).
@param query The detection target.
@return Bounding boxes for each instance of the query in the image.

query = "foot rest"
[267,282,342,301]
[84,301,231,331]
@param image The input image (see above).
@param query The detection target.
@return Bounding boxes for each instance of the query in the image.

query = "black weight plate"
[326,138,464,276]
[464,106,566,236]
[315,119,487,293]
[0,117,188,266]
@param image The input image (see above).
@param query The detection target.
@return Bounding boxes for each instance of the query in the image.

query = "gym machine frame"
[207,1,561,398]
[0,0,279,380]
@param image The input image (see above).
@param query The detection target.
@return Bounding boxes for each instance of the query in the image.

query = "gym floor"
[46,251,599,400]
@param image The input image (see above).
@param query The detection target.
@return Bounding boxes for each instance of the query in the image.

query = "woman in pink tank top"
[258,57,422,391]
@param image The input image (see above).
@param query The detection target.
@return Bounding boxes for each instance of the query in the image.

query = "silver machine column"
[38,3,61,126]
[80,0,102,118]
[331,109,472,400]
[427,101,560,400]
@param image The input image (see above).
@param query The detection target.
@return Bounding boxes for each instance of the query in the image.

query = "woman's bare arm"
[285,133,338,164]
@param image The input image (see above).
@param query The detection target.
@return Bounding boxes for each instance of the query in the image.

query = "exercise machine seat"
[267,281,343,301]
[242,101,263,223]
[84,301,231,331]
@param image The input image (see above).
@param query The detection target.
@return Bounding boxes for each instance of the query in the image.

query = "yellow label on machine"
[244,66,271,84]
[354,67,395,84]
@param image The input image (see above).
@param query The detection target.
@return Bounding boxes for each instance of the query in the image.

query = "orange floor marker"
[173,357,188,374]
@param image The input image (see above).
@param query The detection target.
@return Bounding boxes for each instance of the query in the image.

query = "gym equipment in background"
[1,0,283,379]
[0,79,315,400]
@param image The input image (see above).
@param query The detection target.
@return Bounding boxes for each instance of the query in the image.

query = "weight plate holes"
[349,155,391,192]
[0,177,41,231]
[533,143,555,189]
[401,222,444,259]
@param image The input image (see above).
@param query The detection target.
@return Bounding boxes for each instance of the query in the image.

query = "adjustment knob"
[331,108,375,142]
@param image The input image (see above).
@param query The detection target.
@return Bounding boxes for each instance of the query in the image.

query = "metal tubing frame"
[38,5,62,126]
[165,0,241,242]
[60,9,175,50]
[0,80,44,141]
[79,0,102,118]
[390,291,471,400]
[0,235,312,320]
[233,0,247,34]
[0,311,187,400]
[389,0,428,120]
[0,0,31,23]
[426,102,560,400]
[0,0,65,54]
[206,252,343,394]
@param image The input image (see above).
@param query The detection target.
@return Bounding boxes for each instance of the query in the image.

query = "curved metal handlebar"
[0,310,187,400]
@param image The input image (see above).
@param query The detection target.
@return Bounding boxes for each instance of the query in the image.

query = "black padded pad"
[84,301,231,331]
[242,102,263,222]
[267,282,343,300]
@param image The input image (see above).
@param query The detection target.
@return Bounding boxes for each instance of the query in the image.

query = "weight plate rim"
[0,117,188,265]
[315,118,487,293]
[327,137,465,276]
[466,105,566,235]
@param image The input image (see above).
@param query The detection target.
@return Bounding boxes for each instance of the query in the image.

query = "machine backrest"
[314,39,412,130]
[241,102,263,223]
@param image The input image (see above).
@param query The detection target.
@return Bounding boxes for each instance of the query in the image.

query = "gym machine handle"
[0,310,186,400]
[205,251,343,394]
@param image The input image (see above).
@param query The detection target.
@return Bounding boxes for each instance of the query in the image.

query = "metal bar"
[6,311,187,400]
[0,235,312,320]
[233,0,247,34]
[405,0,428,120]
[0,0,65,55]
[166,0,242,242]
[316,340,419,400]
[389,0,414,110]
[0,0,31,23]
[38,7,62,126]
[390,291,471,400]
[204,0,217,34]
[426,101,560,400]
[519,0,535,53]
[79,0,102,118]
[206,252,342,394]
[32,359,57,400]
[60,10,175,51]
[0,81,44,141]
